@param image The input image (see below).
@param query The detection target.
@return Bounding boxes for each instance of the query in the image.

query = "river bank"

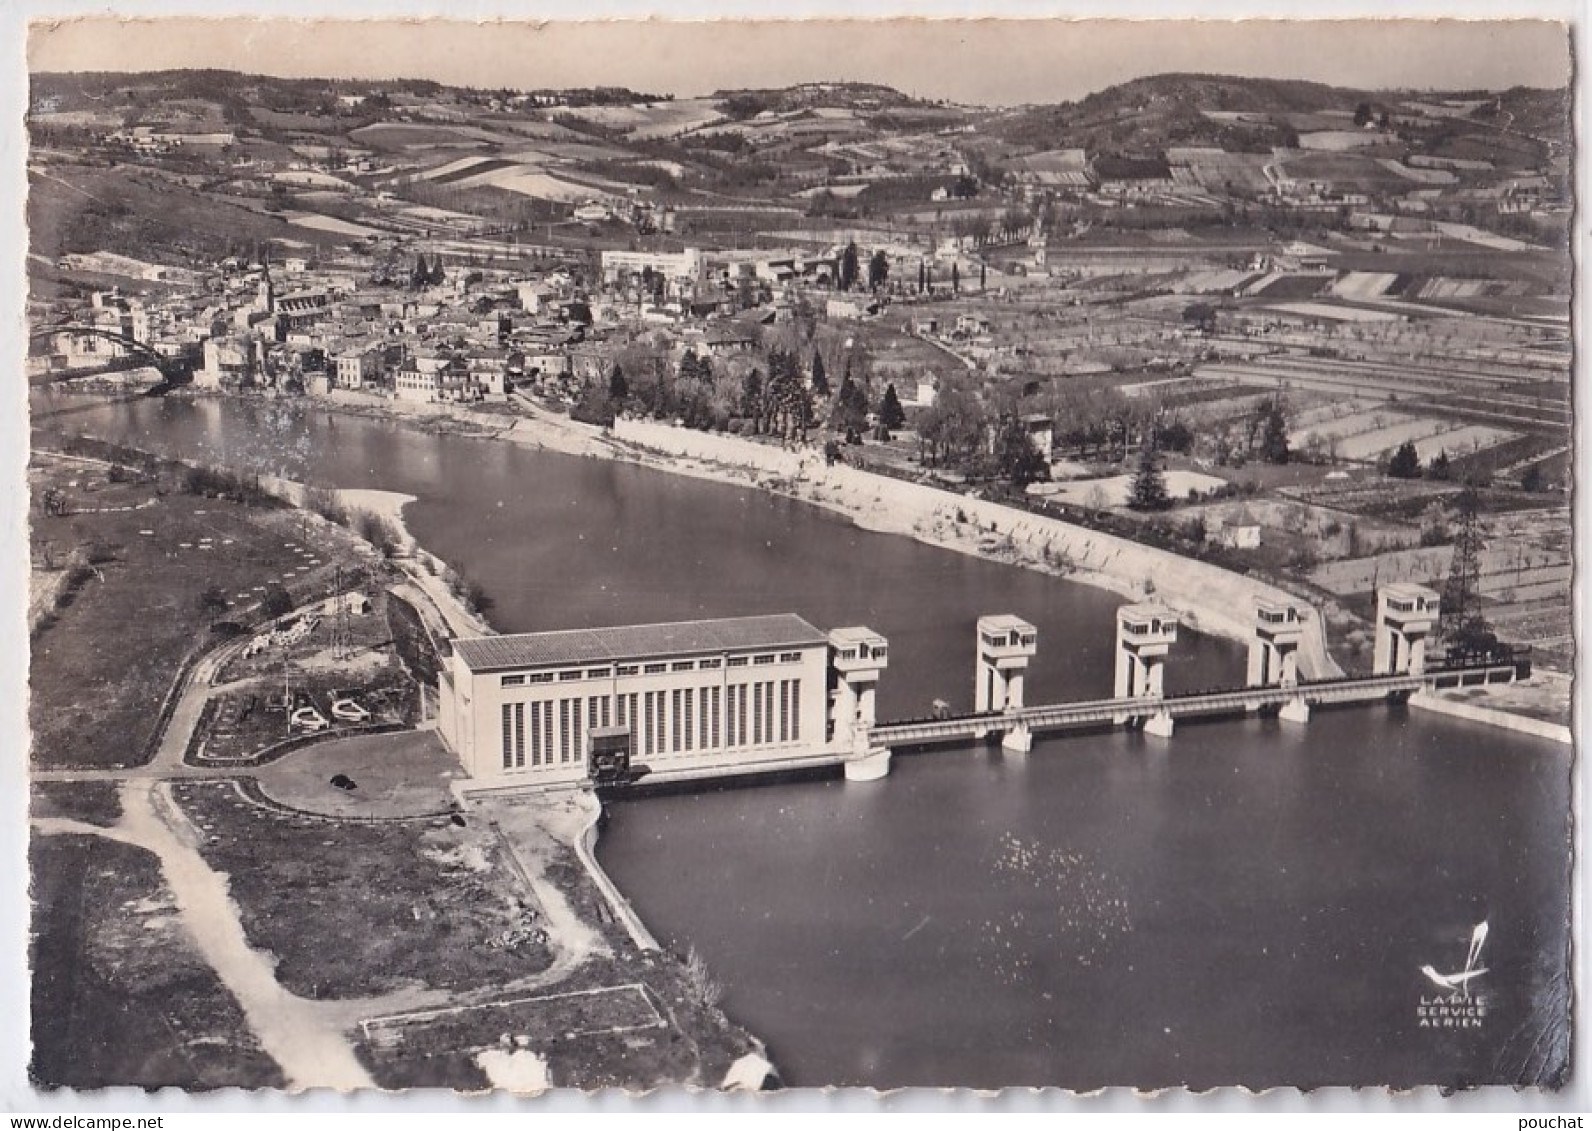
[230,389,1577,735]
[499,400,1341,676]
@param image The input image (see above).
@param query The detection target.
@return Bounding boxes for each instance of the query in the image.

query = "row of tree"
[575,342,909,448]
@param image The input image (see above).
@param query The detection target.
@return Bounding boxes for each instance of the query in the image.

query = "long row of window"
[499,651,807,688]
[499,678,804,771]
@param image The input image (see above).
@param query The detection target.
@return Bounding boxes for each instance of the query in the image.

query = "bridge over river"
[30,323,194,392]
[834,586,1528,781]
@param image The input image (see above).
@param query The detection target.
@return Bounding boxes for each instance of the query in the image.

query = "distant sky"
[27,16,1571,106]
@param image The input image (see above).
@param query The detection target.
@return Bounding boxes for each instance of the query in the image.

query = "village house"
[702,324,761,356]
[275,290,333,335]
[465,346,514,397]
[825,296,879,321]
[333,343,384,389]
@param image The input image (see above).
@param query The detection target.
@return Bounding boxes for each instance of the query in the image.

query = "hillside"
[984,71,1568,158]
[711,81,927,117]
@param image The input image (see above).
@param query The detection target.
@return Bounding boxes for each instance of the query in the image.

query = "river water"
[38,392,1573,1091]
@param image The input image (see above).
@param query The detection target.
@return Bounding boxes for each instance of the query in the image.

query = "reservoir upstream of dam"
[39,393,1573,1090]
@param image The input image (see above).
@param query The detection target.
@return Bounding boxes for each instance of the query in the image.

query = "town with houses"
[20,56,1577,1098]
[28,72,1573,676]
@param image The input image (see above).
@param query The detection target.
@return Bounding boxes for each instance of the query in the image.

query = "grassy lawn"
[171,780,554,1000]
[29,457,379,770]
[252,729,461,819]
[29,833,285,1090]
[30,781,122,828]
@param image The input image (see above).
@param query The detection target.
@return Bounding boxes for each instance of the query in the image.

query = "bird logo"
[1420,921,1489,1000]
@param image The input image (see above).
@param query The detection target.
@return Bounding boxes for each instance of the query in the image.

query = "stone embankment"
[608,418,1341,678]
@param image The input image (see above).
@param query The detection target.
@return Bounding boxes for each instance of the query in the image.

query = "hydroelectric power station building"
[438,614,888,787]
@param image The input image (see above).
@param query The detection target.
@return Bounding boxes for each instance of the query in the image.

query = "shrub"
[82,541,117,565]
[303,485,348,526]
[682,946,723,1008]
[260,583,294,621]
[462,579,493,616]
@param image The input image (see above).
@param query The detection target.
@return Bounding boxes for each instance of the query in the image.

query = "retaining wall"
[613,418,1341,678]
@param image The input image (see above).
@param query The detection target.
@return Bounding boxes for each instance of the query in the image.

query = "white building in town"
[438,614,885,786]
[599,247,704,290]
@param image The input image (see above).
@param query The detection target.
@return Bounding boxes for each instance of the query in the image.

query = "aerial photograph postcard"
[15,15,1577,1098]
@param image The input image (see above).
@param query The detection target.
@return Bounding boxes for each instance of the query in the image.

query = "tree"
[1182,301,1217,334]
[916,375,985,469]
[429,255,446,286]
[739,369,764,422]
[677,349,703,389]
[879,383,906,430]
[951,262,961,294]
[867,249,889,291]
[993,415,1050,490]
[260,583,294,621]
[609,361,629,401]
[1353,101,1374,127]
[1259,398,1290,464]
[917,259,927,293]
[765,347,810,444]
[833,374,870,440]
[571,380,617,427]
[197,585,229,616]
[1387,439,1421,479]
[1427,450,1451,481]
[979,262,987,291]
[810,350,830,397]
[839,241,860,291]
[1128,439,1172,511]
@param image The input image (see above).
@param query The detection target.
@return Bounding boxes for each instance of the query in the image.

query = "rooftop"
[452,614,829,672]
[978,614,1037,632]
[829,625,886,646]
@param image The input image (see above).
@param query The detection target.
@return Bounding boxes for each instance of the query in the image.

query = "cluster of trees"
[368,250,450,289]
[571,333,917,453]
[1386,441,1464,482]
[911,376,1043,488]
[181,465,278,507]
[408,254,447,289]
[834,241,892,293]
[301,485,404,558]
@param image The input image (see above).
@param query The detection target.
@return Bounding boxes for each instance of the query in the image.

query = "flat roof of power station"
[452,614,829,672]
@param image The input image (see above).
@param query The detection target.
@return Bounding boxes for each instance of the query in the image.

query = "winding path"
[29,601,402,1088]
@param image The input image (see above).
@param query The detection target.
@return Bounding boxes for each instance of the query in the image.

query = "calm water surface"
[40,393,1573,1090]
